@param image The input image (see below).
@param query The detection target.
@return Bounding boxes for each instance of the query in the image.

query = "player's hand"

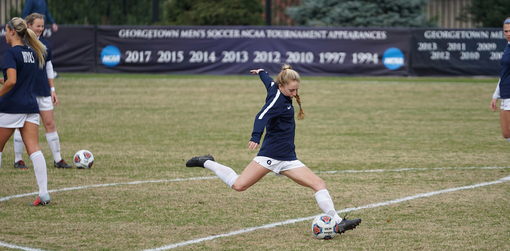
[491,99,498,112]
[250,69,264,75]
[51,91,59,106]
[248,141,258,150]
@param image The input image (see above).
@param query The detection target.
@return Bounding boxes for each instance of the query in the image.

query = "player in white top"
[13,13,72,169]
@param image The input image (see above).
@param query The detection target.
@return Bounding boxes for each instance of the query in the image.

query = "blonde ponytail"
[295,93,305,120]
[8,17,47,68]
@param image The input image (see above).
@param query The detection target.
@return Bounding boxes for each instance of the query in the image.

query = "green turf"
[0,73,508,251]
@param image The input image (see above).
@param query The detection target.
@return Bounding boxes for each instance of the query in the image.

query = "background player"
[13,13,71,169]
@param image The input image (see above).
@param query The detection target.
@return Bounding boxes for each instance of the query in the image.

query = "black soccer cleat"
[14,160,28,169]
[186,154,214,168]
[54,159,72,169]
[335,215,361,234]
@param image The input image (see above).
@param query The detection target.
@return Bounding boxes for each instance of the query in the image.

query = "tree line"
[16,0,509,27]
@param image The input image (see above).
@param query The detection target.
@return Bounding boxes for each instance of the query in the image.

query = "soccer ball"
[311,214,337,240]
[73,150,94,169]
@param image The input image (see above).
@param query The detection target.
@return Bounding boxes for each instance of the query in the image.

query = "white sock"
[315,189,342,224]
[506,138,510,143]
[30,151,48,196]
[46,131,62,162]
[14,130,24,162]
[204,161,239,188]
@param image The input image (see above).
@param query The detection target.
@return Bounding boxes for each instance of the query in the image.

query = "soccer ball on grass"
[311,214,337,240]
[73,150,94,169]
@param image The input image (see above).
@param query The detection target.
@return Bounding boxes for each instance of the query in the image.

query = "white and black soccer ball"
[73,150,94,169]
[311,214,337,240]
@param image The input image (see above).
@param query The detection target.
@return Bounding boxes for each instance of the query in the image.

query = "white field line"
[1,166,508,203]
[0,166,508,251]
[142,179,507,251]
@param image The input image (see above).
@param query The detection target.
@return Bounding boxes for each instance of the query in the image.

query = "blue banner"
[96,26,410,76]
[410,28,506,76]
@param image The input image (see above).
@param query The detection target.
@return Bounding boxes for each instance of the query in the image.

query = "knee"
[312,179,327,193]
[231,184,249,192]
[44,120,55,131]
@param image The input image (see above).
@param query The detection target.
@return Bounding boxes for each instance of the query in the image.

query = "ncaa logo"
[382,47,404,70]
[101,45,121,67]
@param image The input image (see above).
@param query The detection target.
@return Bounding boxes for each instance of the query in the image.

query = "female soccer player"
[491,18,510,141]
[186,65,361,235]
[12,13,71,170]
[0,17,50,206]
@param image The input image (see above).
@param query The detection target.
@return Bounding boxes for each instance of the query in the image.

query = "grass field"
[0,73,509,251]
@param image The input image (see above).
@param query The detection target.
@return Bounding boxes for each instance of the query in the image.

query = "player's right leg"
[19,119,50,206]
[0,127,16,170]
[13,129,28,169]
[186,155,269,191]
[500,109,510,142]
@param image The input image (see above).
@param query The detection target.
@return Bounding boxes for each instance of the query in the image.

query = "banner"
[96,26,410,76]
[0,25,506,77]
[0,25,95,73]
[410,28,506,76]
[46,25,96,72]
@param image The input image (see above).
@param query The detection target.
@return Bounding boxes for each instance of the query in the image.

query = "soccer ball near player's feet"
[73,150,94,169]
[311,214,337,240]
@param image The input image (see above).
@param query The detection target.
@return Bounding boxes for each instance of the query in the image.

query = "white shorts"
[253,156,305,174]
[36,96,53,111]
[0,113,39,128]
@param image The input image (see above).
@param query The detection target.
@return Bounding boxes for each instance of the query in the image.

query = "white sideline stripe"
[2,166,508,202]
[0,242,44,251]
[143,179,507,251]
[0,177,218,202]
[0,166,508,251]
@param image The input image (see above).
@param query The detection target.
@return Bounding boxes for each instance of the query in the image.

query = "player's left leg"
[282,166,361,233]
[40,109,70,168]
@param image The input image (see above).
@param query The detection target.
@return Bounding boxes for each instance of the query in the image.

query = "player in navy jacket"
[22,0,58,32]
[187,65,361,235]
[491,17,510,143]
[12,13,72,170]
[0,17,50,206]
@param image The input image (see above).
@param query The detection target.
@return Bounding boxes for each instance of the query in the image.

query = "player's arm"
[21,0,34,18]
[249,96,282,149]
[46,60,58,106]
[250,69,274,92]
[491,79,501,112]
[0,68,16,98]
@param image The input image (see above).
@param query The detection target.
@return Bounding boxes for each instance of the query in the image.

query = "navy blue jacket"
[22,0,56,24]
[500,43,510,99]
[250,71,297,161]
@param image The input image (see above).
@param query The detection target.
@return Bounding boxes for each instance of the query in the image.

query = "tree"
[46,0,161,25]
[286,0,431,27]
[164,0,264,25]
[458,0,510,28]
